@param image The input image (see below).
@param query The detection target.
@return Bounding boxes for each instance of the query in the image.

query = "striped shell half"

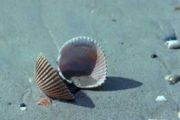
[57,36,107,88]
[35,55,74,100]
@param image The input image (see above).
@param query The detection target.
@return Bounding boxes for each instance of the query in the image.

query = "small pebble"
[165,40,180,49]
[165,74,180,84]
[8,102,12,105]
[20,103,27,111]
[112,19,117,22]
[151,54,158,58]
[120,42,124,45]
[175,6,180,11]
[155,96,167,102]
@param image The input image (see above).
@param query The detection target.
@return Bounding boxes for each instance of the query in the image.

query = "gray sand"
[1,0,180,120]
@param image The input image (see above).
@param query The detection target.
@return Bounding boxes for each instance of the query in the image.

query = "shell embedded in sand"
[165,74,180,84]
[155,96,167,102]
[57,36,107,88]
[165,40,180,49]
[35,55,75,100]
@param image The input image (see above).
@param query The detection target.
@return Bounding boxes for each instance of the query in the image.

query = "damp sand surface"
[1,0,180,120]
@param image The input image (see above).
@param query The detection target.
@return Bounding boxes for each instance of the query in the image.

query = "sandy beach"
[1,0,180,119]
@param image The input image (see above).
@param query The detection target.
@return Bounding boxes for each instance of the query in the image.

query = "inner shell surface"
[59,40,97,79]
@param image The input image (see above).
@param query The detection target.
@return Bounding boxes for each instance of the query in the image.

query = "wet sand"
[0,0,180,119]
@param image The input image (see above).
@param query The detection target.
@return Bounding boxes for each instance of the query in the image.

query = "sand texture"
[1,0,180,120]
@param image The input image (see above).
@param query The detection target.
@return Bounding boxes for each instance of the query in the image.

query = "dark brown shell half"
[35,55,74,100]
[57,36,107,88]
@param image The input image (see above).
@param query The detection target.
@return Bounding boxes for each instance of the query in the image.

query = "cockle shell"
[165,40,180,49]
[35,55,74,100]
[57,36,107,88]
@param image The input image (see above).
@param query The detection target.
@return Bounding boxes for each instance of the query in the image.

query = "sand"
[0,0,180,119]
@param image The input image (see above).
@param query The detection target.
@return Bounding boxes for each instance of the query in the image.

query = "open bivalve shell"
[35,54,75,100]
[57,36,107,88]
